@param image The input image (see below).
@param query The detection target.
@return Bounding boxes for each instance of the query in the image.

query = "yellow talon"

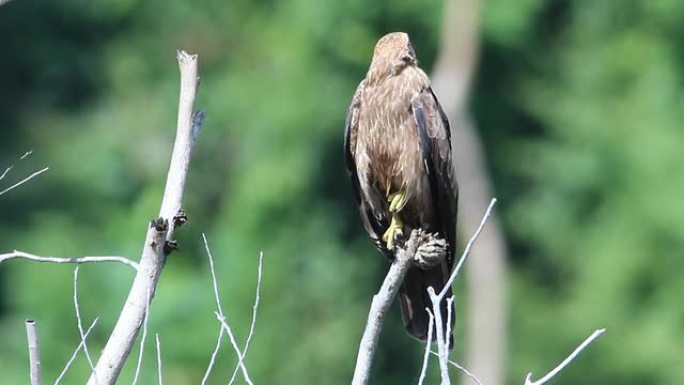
[388,192,407,213]
[382,192,406,249]
[382,215,404,249]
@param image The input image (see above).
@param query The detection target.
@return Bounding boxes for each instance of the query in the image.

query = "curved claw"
[382,213,404,249]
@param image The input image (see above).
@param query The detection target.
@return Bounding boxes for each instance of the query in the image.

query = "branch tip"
[176,50,198,63]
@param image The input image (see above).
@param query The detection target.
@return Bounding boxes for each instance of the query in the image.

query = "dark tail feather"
[398,265,454,347]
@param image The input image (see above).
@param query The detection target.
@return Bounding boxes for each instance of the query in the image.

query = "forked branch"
[351,230,439,385]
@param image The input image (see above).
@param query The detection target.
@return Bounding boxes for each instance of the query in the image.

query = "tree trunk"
[431,1,507,384]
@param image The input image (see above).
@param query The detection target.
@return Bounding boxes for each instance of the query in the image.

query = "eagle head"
[368,32,418,80]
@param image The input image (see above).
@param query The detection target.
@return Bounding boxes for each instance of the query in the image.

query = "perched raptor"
[344,32,458,342]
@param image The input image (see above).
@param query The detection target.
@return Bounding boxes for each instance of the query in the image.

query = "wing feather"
[344,81,389,255]
[411,86,458,265]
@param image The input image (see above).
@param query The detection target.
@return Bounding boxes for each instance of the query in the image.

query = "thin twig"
[73,267,97,380]
[446,296,455,348]
[26,320,42,385]
[0,251,139,270]
[440,198,497,297]
[418,309,435,385]
[202,234,253,385]
[155,334,163,385]
[87,50,202,385]
[131,287,152,385]
[0,167,49,196]
[428,288,451,385]
[200,234,224,385]
[0,150,32,182]
[524,328,606,385]
[426,199,497,385]
[351,230,423,385]
[215,313,254,385]
[428,352,484,385]
[55,318,99,385]
[228,251,264,385]
[0,151,47,196]
[201,321,224,385]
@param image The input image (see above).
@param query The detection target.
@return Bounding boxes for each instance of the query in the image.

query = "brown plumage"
[344,32,458,342]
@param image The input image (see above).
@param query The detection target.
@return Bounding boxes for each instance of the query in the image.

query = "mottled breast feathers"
[344,69,457,259]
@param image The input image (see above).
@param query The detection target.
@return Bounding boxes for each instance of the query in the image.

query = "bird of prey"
[344,32,458,342]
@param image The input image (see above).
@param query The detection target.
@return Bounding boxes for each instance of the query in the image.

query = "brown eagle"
[344,32,458,341]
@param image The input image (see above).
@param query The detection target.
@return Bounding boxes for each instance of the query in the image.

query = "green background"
[1,0,683,384]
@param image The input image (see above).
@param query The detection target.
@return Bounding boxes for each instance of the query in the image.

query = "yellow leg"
[388,192,406,212]
[382,193,406,249]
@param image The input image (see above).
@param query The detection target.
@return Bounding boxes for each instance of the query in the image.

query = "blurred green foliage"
[1,0,683,384]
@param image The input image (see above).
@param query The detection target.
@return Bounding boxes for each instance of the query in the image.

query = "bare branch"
[87,51,202,385]
[446,296,455,348]
[155,334,163,385]
[0,167,49,196]
[417,309,435,385]
[215,313,254,385]
[440,198,497,297]
[72,267,97,380]
[201,325,224,385]
[351,230,425,385]
[158,51,202,226]
[200,234,224,384]
[55,318,99,385]
[0,150,32,182]
[0,151,44,190]
[228,251,264,385]
[201,236,263,385]
[0,251,139,270]
[201,323,224,385]
[424,199,496,385]
[26,320,42,385]
[524,328,606,385]
[202,234,254,385]
[428,351,484,385]
[427,288,451,385]
[349,188,495,385]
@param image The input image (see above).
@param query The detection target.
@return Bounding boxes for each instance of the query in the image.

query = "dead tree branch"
[155,333,163,385]
[202,235,255,385]
[227,250,264,385]
[418,309,435,385]
[0,151,49,197]
[55,318,99,385]
[524,328,605,385]
[199,235,263,385]
[85,50,203,385]
[0,167,49,196]
[423,198,603,385]
[0,251,139,270]
[351,230,431,385]
[427,198,497,385]
[429,351,484,385]
[72,267,97,379]
[26,319,42,385]
[215,314,254,385]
